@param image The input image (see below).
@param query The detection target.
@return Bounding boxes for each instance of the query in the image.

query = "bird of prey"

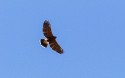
[40,20,63,54]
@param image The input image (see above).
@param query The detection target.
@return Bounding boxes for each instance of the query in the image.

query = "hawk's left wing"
[43,20,53,38]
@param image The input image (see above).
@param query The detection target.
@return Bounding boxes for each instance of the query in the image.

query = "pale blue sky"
[0,0,125,78]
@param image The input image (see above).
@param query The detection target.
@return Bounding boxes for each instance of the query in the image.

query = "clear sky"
[0,0,125,78]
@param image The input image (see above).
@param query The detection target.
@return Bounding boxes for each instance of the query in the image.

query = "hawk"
[40,20,63,54]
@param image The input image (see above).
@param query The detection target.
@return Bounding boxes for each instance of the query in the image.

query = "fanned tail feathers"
[40,39,48,48]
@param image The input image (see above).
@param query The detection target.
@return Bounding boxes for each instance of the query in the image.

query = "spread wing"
[43,20,53,38]
[49,39,63,54]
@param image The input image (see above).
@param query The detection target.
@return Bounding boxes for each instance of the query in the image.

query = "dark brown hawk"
[40,20,63,54]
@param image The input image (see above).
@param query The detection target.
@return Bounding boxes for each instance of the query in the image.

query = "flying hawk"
[40,20,63,54]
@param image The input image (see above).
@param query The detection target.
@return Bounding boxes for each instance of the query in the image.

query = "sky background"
[0,0,125,78]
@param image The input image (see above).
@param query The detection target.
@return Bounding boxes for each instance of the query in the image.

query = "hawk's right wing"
[43,20,53,38]
[49,39,63,54]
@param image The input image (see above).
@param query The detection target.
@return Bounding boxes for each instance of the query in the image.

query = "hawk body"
[40,20,63,54]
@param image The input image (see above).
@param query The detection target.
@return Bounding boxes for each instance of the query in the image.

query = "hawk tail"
[40,39,48,48]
